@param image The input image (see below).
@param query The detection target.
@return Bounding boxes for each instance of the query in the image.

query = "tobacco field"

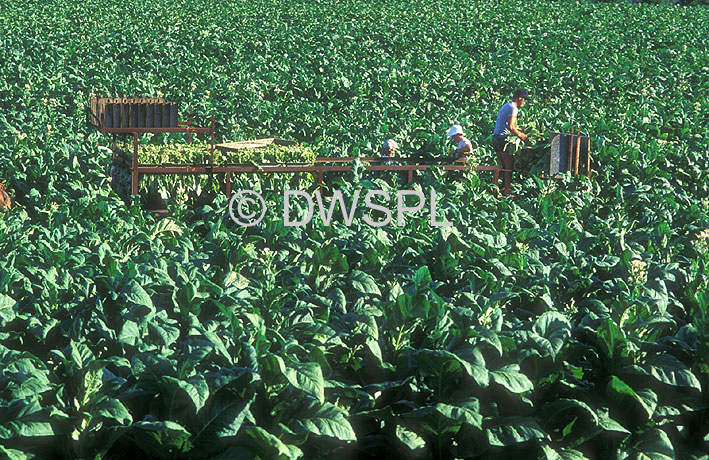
[1,0,708,458]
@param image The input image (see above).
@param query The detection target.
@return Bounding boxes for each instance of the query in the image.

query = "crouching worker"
[381,138,398,160]
[446,124,472,163]
[374,139,398,178]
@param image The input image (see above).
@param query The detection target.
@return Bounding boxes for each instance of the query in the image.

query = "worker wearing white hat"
[375,138,398,178]
[381,139,398,158]
[446,124,472,162]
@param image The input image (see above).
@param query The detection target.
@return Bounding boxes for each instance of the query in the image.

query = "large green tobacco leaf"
[0,445,29,460]
[596,413,631,436]
[485,416,548,447]
[225,426,302,460]
[396,424,426,451]
[347,270,381,297]
[645,354,701,390]
[131,354,177,381]
[450,344,490,387]
[0,348,51,400]
[131,421,192,460]
[540,398,598,437]
[400,402,486,457]
[283,362,325,404]
[490,365,534,394]
[414,266,433,294]
[0,294,17,326]
[292,401,357,441]
[122,280,154,311]
[0,399,54,439]
[625,428,675,460]
[117,320,141,346]
[541,445,589,460]
[191,394,255,455]
[407,403,484,429]
[162,375,210,413]
[606,376,654,419]
[414,349,465,385]
[532,311,572,360]
[91,397,132,426]
[261,354,326,403]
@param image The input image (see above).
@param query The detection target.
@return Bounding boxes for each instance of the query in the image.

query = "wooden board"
[215,138,297,152]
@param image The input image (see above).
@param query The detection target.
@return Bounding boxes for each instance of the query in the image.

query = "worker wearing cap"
[446,125,472,162]
[492,89,529,195]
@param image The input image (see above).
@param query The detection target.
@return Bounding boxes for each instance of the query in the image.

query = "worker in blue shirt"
[492,89,529,196]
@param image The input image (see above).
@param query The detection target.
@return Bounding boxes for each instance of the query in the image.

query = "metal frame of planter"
[88,98,509,201]
[213,140,502,193]
[210,146,500,196]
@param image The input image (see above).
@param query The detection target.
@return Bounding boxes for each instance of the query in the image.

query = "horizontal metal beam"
[117,163,499,174]
[136,166,212,174]
[314,156,460,163]
[473,165,501,171]
[101,127,211,134]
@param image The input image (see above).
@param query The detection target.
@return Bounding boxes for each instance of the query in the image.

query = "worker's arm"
[508,114,527,142]
[453,142,472,160]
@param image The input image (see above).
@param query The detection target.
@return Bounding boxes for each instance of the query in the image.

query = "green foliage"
[0,0,708,458]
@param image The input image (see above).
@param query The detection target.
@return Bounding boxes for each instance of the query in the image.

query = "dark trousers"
[492,135,513,195]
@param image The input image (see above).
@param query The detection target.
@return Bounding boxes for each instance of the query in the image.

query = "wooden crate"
[87,97,177,129]
[550,132,591,176]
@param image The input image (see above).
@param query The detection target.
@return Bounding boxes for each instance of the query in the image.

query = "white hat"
[382,139,398,151]
[446,125,464,137]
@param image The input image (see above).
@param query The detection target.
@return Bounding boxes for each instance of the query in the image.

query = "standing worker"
[492,89,530,196]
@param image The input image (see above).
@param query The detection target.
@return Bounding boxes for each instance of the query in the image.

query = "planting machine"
[87,97,591,204]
